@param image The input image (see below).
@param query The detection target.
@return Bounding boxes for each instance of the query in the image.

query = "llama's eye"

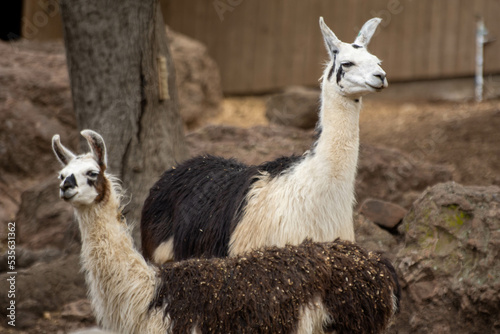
[341,62,355,68]
[87,171,99,178]
[59,174,65,180]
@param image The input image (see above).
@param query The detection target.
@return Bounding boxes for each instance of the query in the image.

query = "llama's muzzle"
[60,174,77,200]
[366,72,388,91]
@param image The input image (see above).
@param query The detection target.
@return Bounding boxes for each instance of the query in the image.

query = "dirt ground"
[359,99,500,186]
[208,97,500,187]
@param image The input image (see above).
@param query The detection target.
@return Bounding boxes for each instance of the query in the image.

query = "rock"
[0,40,78,225]
[357,144,454,208]
[0,247,62,272]
[0,254,87,325]
[62,299,94,322]
[265,86,320,129]
[167,28,223,129]
[0,41,77,177]
[359,198,407,229]
[354,213,400,262]
[16,176,79,251]
[393,182,500,333]
[14,306,39,329]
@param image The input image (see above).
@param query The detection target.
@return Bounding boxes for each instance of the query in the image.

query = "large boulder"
[0,254,86,329]
[265,86,320,129]
[167,28,223,129]
[359,198,408,230]
[394,182,500,333]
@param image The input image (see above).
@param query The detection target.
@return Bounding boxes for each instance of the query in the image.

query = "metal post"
[475,17,488,102]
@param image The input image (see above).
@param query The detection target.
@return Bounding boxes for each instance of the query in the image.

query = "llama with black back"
[142,17,388,264]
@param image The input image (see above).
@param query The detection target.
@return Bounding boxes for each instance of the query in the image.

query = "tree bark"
[60,0,188,243]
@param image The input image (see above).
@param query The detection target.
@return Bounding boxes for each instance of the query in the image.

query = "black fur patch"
[327,53,337,81]
[327,65,335,82]
[141,155,303,261]
[259,155,303,178]
[336,65,344,85]
[151,239,399,334]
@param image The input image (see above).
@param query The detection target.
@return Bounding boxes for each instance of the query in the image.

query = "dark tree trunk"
[60,0,188,243]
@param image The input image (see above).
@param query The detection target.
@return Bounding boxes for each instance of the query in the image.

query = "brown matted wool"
[150,239,400,334]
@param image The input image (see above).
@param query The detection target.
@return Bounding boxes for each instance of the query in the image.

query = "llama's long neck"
[292,89,361,240]
[313,89,361,180]
[229,89,360,255]
[75,183,165,333]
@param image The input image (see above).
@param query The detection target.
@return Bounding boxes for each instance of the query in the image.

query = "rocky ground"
[1,36,500,333]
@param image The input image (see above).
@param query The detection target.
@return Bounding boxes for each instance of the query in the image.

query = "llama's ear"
[81,130,107,170]
[319,17,341,59]
[353,17,382,47]
[52,134,76,166]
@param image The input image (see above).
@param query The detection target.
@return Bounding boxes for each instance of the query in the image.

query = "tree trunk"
[60,0,188,244]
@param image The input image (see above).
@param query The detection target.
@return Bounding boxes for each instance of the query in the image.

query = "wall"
[163,0,500,93]
[19,0,500,94]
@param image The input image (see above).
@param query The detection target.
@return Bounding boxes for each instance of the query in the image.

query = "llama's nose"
[374,73,386,83]
[61,174,77,190]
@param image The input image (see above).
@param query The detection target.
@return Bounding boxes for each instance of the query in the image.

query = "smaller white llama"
[53,130,400,334]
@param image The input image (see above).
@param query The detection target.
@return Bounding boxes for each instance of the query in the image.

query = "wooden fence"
[20,0,500,94]
[162,0,500,93]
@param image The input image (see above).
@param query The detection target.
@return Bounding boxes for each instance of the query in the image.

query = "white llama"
[141,17,388,264]
[53,130,399,334]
